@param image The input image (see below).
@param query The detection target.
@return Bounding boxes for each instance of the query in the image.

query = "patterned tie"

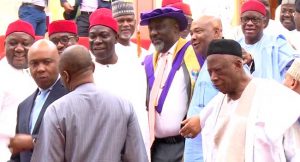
[148,53,168,146]
[29,89,49,133]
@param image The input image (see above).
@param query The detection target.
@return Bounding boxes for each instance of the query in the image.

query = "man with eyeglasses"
[280,0,296,31]
[237,0,297,83]
[48,20,79,55]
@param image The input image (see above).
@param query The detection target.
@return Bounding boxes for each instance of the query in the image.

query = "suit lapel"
[23,90,39,134]
[32,80,67,134]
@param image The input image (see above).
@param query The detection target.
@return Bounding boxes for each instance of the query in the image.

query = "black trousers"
[76,12,91,37]
[151,137,185,162]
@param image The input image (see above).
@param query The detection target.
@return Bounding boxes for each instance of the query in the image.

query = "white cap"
[287,58,300,81]
[281,0,296,4]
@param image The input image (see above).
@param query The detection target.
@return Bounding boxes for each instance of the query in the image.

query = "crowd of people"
[0,0,300,162]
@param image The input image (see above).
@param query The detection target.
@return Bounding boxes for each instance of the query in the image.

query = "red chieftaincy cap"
[48,20,78,36]
[169,2,192,16]
[162,0,183,7]
[5,19,35,38]
[241,0,266,16]
[89,8,118,33]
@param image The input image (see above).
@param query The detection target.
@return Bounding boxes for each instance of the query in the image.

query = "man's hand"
[179,116,201,138]
[8,134,34,155]
[242,48,253,66]
[62,2,74,13]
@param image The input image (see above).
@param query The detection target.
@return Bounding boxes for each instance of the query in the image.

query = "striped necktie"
[148,53,169,146]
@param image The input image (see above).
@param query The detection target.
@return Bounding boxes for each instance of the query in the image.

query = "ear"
[291,78,298,90]
[91,62,95,72]
[114,33,119,44]
[62,70,70,84]
[262,17,268,28]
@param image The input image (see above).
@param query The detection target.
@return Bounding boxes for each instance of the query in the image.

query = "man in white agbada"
[283,58,300,94]
[112,0,148,62]
[180,39,300,162]
[0,20,36,162]
[88,8,150,158]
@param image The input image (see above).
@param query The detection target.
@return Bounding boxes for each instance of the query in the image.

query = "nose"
[36,63,46,72]
[210,71,218,82]
[150,28,158,38]
[14,43,25,53]
[123,20,129,26]
[191,33,197,42]
[93,36,103,44]
[57,41,65,49]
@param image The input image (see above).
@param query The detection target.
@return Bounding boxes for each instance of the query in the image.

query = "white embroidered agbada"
[0,57,36,162]
[200,78,300,162]
[115,42,149,63]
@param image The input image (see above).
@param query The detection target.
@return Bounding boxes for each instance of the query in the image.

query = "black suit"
[10,79,68,162]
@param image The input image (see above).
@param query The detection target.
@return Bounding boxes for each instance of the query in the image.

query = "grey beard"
[154,42,164,53]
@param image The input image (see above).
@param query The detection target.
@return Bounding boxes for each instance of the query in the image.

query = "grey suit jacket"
[31,83,148,162]
[10,79,68,162]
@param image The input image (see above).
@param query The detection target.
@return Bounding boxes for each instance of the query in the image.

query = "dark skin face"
[207,54,240,95]
[59,45,95,91]
[5,32,34,69]
[28,40,59,90]
[89,25,118,65]
[258,0,271,27]
[115,14,136,46]
[148,17,180,53]
[280,4,296,31]
[241,11,266,44]
[49,32,78,54]
[295,11,300,31]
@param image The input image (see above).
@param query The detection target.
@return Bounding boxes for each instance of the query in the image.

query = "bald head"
[28,39,60,89]
[190,15,223,55]
[28,39,59,59]
[59,45,94,91]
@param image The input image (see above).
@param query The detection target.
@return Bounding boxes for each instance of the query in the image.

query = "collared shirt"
[238,33,295,82]
[154,41,189,138]
[80,0,98,12]
[29,77,60,133]
[23,0,47,7]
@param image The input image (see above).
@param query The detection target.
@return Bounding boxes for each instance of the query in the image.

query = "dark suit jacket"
[10,80,68,162]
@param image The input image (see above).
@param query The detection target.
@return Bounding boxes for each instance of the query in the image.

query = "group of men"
[0,0,300,162]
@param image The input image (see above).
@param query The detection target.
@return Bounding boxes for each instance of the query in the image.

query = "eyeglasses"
[240,16,264,25]
[50,36,77,45]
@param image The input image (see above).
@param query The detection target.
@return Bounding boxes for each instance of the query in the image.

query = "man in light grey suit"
[31,45,148,162]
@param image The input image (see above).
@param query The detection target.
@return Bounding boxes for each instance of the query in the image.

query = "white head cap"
[287,58,300,81]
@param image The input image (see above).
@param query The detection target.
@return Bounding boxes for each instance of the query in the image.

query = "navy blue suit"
[10,80,68,162]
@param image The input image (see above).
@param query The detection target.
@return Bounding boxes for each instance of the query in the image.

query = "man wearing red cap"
[140,7,200,162]
[88,8,150,160]
[162,0,193,39]
[0,20,36,162]
[48,20,79,54]
[237,0,297,83]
